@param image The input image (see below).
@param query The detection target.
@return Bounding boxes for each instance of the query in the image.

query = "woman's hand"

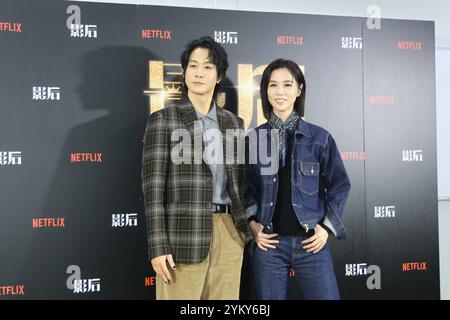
[301,224,329,254]
[249,221,279,251]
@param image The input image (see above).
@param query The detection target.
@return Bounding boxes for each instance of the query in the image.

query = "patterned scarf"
[268,111,299,167]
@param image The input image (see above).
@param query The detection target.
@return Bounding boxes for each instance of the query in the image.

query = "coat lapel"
[177,96,198,135]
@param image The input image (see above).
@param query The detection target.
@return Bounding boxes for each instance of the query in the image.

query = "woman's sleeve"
[319,133,351,239]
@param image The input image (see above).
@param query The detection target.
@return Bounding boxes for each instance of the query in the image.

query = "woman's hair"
[180,36,229,98]
[260,58,306,119]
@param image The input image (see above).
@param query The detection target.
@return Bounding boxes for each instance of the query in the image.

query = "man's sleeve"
[244,129,260,220]
[142,111,171,261]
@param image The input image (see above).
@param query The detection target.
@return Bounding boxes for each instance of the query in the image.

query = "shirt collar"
[195,101,218,123]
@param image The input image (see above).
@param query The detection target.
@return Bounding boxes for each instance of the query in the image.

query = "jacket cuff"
[148,244,171,262]
[322,215,338,237]
[244,204,258,219]
[323,203,347,240]
[319,222,332,235]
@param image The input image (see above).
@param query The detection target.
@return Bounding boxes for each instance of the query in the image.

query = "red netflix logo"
[341,152,367,160]
[32,217,65,228]
[145,277,156,286]
[0,22,22,33]
[277,35,304,45]
[398,41,422,50]
[369,96,395,105]
[0,285,25,296]
[70,153,102,163]
[402,262,427,272]
[142,29,172,40]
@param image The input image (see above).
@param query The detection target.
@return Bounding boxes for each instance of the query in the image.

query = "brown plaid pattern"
[142,97,249,264]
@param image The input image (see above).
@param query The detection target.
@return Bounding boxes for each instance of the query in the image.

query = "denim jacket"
[244,118,351,239]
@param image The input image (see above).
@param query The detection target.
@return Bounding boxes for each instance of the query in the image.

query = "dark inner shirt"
[272,132,307,236]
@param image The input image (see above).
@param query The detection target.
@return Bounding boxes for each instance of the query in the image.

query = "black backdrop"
[0,0,439,299]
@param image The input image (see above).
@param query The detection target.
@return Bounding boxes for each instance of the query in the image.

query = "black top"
[272,132,307,235]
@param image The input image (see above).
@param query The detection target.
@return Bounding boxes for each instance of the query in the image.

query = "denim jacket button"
[273,178,277,182]
[270,202,273,206]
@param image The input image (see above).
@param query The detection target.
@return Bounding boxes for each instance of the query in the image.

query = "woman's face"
[267,68,302,117]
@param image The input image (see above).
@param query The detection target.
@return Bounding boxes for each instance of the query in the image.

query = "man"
[142,36,249,300]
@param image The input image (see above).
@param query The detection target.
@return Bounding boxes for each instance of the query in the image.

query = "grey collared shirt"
[194,103,231,205]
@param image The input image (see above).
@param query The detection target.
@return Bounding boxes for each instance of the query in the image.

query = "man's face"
[184,47,220,97]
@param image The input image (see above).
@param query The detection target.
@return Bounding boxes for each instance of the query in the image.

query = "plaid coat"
[142,97,250,264]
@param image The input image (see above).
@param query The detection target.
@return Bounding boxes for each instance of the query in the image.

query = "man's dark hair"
[260,58,306,119]
[180,36,229,98]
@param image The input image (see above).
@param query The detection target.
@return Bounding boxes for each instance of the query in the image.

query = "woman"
[244,59,351,300]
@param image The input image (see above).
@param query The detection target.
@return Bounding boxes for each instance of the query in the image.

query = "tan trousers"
[156,213,245,300]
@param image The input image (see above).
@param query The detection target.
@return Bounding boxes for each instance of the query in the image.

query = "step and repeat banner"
[0,0,439,299]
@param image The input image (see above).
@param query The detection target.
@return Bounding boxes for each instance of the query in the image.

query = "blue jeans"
[253,234,340,300]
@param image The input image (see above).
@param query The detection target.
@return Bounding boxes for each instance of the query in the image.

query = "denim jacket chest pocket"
[295,161,320,195]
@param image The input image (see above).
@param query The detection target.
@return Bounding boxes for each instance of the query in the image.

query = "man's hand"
[151,254,175,283]
[249,221,279,251]
[301,224,329,254]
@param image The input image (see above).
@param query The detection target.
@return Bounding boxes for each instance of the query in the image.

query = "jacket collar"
[294,118,312,138]
[262,117,311,138]
[177,95,197,133]
[177,95,232,134]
